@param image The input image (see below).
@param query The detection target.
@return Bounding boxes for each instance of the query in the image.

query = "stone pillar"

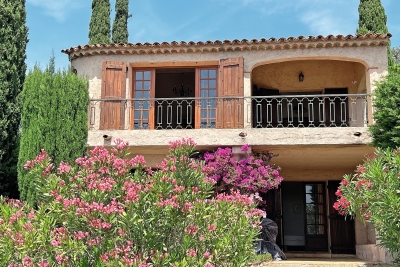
[367,67,388,125]
[232,145,250,161]
[243,72,252,129]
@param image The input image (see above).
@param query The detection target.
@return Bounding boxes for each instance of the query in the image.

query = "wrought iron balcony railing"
[88,94,370,130]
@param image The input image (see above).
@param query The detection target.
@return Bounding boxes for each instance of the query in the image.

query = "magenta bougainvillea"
[202,145,283,195]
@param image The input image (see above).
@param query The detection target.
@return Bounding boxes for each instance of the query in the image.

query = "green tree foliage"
[89,0,111,44]
[18,56,89,206]
[357,0,393,65]
[369,65,400,149]
[392,46,400,65]
[112,0,131,43]
[0,0,28,198]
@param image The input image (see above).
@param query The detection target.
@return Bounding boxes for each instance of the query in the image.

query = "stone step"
[248,258,391,267]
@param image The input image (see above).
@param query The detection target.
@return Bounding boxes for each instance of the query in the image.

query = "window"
[133,70,153,129]
[305,183,326,235]
[199,69,217,128]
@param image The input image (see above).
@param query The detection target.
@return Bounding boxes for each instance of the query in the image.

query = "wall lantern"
[299,71,304,82]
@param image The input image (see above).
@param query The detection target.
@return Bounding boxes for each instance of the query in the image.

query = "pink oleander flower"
[23,160,34,170]
[100,254,109,263]
[50,238,60,246]
[128,155,146,167]
[186,249,196,257]
[37,259,50,267]
[181,202,194,213]
[203,252,212,259]
[10,232,24,246]
[22,257,33,267]
[57,161,71,174]
[168,138,196,149]
[185,224,199,236]
[207,224,217,231]
[114,138,129,151]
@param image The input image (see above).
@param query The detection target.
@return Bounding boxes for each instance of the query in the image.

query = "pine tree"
[89,0,111,44]
[18,56,89,206]
[357,0,393,65]
[112,0,130,43]
[0,0,28,198]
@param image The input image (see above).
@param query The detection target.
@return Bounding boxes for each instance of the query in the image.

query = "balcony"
[88,94,370,131]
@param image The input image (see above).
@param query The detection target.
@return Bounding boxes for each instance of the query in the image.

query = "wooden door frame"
[195,67,219,129]
[131,68,156,130]
[131,66,221,130]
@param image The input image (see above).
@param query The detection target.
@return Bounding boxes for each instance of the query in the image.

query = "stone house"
[62,33,392,262]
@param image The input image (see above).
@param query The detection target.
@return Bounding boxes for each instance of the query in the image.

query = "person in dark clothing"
[255,217,287,261]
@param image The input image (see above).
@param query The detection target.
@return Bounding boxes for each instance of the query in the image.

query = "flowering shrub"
[202,145,283,194]
[334,148,400,261]
[0,138,263,266]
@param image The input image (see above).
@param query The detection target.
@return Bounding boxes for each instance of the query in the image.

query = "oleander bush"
[334,148,400,262]
[1,138,266,267]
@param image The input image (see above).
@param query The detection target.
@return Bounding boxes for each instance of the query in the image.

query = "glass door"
[131,69,155,129]
[195,68,218,129]
[304,183,328,251]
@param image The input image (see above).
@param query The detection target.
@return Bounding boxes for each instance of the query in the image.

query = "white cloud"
[27,0,84,22]
[222,0,357,35]
[129,1,211,43]
[220,0,292,16]
[296,0,358,35]
[300,9,343,35]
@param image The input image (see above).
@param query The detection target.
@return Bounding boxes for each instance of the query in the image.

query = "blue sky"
[26,0,400,71]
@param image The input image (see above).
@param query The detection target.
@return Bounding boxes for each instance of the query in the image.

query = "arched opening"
[250,59,368,128]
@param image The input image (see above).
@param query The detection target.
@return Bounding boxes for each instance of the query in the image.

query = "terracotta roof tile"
[62,33,391,59]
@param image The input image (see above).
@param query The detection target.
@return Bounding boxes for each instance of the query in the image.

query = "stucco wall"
[88,127,372,151]
[70,45,388,100]
[252,60,366,94]
[74,42,388,135]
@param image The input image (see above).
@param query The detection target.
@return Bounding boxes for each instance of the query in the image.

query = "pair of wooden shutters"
[100,57,244,130]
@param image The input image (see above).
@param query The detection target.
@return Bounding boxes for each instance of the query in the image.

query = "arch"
[250,56,369,72]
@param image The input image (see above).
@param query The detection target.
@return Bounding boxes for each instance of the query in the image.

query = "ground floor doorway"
[264,181,355,254]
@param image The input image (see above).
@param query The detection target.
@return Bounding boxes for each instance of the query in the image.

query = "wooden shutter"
[218,57,244,128]
[263,187,283,247]
[100,61,127,130]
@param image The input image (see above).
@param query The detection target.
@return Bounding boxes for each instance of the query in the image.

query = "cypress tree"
[89,0,111,44]
[0,0,28,198]
[357,0,393,65]
[18,56,89,206]
[112,0,130,43]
